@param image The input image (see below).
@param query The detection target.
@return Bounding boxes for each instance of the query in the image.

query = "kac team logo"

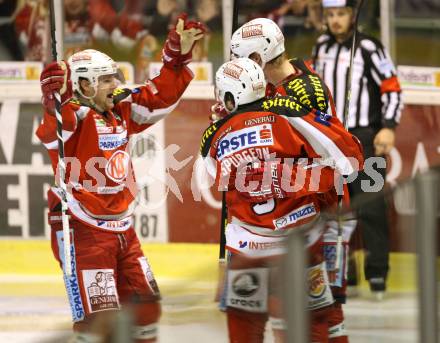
[216,124,274,160]
[105,150,130,183]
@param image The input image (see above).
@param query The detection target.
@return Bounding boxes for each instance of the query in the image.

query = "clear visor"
[96,69,126,90]
[115,68,126,85]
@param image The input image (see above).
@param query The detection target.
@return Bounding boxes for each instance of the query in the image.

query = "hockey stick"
[334,0,365,273]
[218,0,240,262]
[342,0,364,129]
[214,0,240,309]
[49,0,72,277]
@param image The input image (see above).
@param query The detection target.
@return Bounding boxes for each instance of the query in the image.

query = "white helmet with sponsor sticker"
[68,49,120,98]
[230,18,285,69]
[215,57,266,113]
[322,0,357,8]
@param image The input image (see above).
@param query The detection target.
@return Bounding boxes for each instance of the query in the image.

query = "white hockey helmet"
[215,57,266,113]
[230,18,285,69]
[68,49,119,98]
[322,0,357,8]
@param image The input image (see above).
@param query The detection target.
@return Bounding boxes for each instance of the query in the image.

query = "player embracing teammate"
[204,18,364,342]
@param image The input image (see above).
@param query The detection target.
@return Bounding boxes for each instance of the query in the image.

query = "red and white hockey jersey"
[15,2,49,62]
[37,65,193,222]
[200,96,363,232]
[64,0,118,58]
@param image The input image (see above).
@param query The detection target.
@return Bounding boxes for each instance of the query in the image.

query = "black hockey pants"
[348,127,390,288]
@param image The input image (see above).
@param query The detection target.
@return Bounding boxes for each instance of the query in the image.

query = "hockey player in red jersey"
[36,14,204,343]
[210,17,336,124]
[230,17,336,115]
[228,17,357,342]
[63,0,118,57]
[14,0,50,61]
[201,58,363,342]
[14,0,118,61]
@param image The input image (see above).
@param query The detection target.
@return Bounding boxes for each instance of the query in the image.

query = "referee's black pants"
[348,127,390,290]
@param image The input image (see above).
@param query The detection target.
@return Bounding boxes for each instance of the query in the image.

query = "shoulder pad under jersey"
[200,116,231,158]
[112,88,132,104]
[240,97,310,118]
[290,58,315,75]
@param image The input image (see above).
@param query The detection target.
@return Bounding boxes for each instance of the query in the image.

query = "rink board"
[0,240,435,294]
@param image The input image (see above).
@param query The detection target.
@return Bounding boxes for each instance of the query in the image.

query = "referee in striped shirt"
[312,0,403,297]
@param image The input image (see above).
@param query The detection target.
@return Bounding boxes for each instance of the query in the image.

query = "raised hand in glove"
[209,102,228,123]
[40,61,72,114]
[162,13,206,69]
[227,160,336,203]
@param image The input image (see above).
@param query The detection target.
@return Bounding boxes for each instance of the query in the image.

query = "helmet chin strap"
[77,83,116,114]
[76,86,106,113]
[77,83,97,100]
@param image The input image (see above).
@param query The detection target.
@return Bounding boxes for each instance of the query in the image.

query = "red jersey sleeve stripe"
[380,76,401,94]
[286,116,356,176]
[41,130,75,150]
[130,100,180,125]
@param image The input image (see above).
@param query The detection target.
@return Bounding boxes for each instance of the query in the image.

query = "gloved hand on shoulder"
[209,102,228,123]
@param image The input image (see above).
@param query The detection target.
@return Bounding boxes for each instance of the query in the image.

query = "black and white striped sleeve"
[361,38,403,128]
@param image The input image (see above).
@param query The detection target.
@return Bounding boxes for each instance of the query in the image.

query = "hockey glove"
[40,61,72,114]
[162,13,205,69]
[209,102,228,123]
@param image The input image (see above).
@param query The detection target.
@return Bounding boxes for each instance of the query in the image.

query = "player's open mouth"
[107,93,114,99]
